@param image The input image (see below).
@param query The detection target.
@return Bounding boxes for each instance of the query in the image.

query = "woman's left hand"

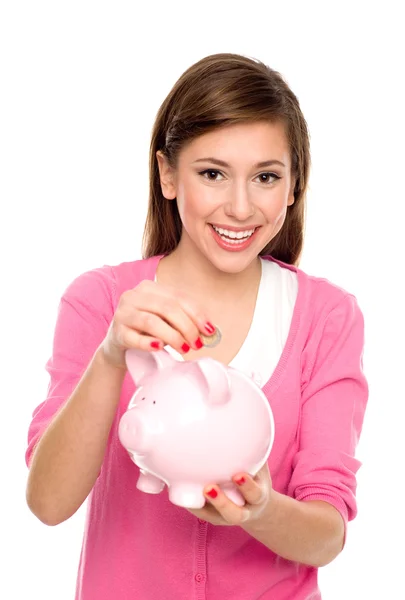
[187,462,273,526]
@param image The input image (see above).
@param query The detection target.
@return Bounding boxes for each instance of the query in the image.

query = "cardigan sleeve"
[287,292,369,547]
[25,266,116,469]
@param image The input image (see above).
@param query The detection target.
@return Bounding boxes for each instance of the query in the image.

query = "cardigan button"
[195,573,204,583]
[198,518,206,524]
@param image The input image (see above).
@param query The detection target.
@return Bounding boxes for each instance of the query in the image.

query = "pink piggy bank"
[118,348,275,509]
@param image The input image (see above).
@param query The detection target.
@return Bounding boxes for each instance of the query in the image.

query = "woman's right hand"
[100,280,216,370]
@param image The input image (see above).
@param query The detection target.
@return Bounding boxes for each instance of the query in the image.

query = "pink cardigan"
[25,254,368,600]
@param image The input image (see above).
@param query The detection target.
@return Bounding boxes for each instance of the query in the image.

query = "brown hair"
[142,53,311,266]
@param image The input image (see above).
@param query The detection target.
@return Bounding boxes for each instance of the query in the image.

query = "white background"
[1,1,404,598]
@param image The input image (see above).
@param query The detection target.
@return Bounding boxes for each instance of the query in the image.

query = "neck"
[156,241,262,303]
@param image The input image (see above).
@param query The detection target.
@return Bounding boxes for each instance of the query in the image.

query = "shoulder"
[262,255,364,350]
[61,255,163,311]
[263,254,359,309]
[261,258,366,386]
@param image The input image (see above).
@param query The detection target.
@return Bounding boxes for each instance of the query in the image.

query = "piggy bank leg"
[168,483,206,509]
[137,470,165,494]
[221,482,246,506]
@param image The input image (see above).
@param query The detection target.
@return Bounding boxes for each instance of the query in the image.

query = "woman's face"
[156,120,296,274]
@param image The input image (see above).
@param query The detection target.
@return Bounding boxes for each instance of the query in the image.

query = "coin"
[200,326,222,348]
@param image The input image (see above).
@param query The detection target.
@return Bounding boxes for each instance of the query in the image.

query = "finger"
[204,486,250,526]
[187,505,224,525]
[133,284,217,347]
[175,291,219,339]
[117,326,165,353]
[127,310,196,354]
[233,474,267,506]
[130,295,204,351]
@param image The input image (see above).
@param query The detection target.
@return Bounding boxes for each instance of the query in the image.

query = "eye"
[199,169,224,181]
[256,172,281,184]
[153,401,156,404]
[141,397,146,401]
[199,169,281,184]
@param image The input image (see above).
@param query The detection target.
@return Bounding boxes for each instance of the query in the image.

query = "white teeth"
[212,225,255,240]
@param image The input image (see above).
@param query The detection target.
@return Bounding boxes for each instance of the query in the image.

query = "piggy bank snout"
[118,411,148,454]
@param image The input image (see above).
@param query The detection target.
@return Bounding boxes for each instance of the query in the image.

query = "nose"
[224,182,255,221]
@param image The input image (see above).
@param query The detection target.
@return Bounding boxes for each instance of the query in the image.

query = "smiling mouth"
[210,224,259,244]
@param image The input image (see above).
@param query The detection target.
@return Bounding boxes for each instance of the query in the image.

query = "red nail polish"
[235,477,245,486]
[207,488,218,499]
[205,322,215,334]
[150,341,161,349]
[181,343,190,353]
[195,338,203,349]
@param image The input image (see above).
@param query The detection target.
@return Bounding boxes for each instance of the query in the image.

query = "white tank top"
[156,258,298,388]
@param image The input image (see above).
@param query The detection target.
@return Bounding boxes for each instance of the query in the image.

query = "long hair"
[142,53,311,266]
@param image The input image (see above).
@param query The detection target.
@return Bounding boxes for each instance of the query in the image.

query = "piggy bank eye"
[153,401,156,405]
[141,397,146,401]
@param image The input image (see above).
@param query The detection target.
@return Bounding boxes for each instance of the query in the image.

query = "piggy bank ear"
[195,357,231,406]
[125,348,176,385]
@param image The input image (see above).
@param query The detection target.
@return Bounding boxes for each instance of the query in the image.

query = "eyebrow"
[192,157,286,168]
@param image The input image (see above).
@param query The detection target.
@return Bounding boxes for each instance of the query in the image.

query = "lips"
[209,223,261,252]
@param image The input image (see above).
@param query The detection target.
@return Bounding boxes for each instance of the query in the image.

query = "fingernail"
[205,322,216,334]
[207,488,218,499]
[150,341,161,349]
[195,337,203,350]
[235,477,245,486]
[181,343,190,353]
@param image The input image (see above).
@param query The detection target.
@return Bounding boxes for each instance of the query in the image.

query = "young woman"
[25,53,368,599]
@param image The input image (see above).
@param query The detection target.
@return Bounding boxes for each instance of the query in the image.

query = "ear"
[287,175,296,207]
[125,348,177,385]
[194,357,232,406]
[156,150,177,200]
